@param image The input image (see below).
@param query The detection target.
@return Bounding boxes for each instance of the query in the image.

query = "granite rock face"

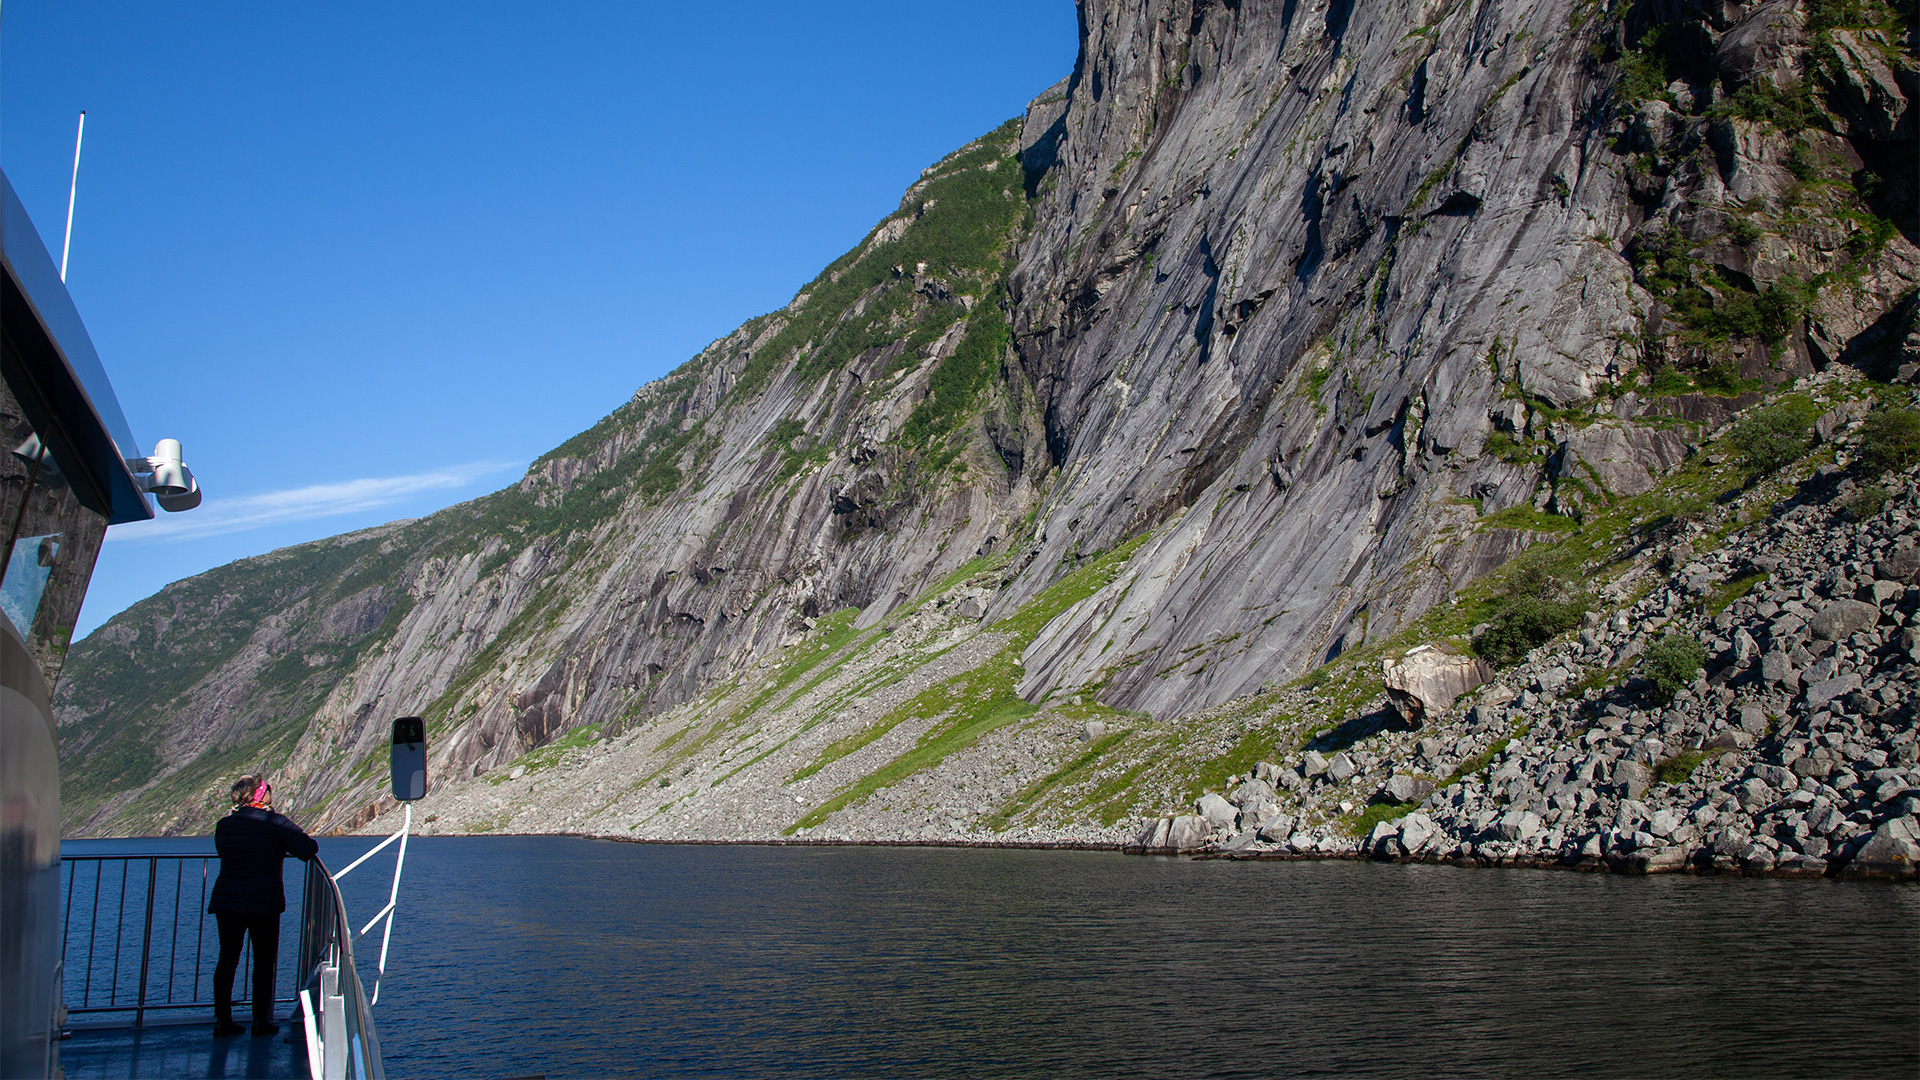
[55,0,1918,840]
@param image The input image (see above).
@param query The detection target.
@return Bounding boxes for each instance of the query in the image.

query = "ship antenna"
[60,110,86,283]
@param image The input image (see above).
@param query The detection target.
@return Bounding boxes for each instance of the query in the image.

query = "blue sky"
[1,2,1078,638]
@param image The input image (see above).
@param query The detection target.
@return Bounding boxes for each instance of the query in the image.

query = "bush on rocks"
[1474,552,1590,667]
[1643,633,1707,703]
[1842,484,1892,520]
[1858,406,1920,477]
[1728,400,1818,475]
[1652,748,1707,785]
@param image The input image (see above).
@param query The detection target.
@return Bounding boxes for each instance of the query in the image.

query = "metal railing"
[294,857,384,1080]
[58,853,303,1028]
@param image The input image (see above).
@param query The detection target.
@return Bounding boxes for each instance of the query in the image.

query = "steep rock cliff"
[56,0,1916,837]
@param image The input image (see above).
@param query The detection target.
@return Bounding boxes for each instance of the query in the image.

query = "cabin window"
[0,368,106,687]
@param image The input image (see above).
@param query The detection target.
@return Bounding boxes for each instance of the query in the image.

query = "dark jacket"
[208,806,318,914]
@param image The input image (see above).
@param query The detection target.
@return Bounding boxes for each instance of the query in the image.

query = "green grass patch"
[1481,506,1579,533]
[982,728,1134,831]
[1442,736,1513,787]
[720,608,865,728]
[790,680,1037,831]
[1182,719,1296,804]
[710,734,799,788]
[1707,572,1768,616]
[514,723,602,774]
[1070,740,1171,827]
[1568,664,1626,698]
[1347,800,1418,838]
[731,119,1026,400]
[785,533,1152,833]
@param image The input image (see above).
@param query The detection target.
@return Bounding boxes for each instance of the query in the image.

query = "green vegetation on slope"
[787,533,1153,833]
[733,118,1027,402]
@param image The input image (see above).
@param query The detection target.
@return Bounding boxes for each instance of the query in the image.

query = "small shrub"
[1616,27,1679,102]
[1473,550,1590,667]
[1784,139,1820,181]
[1845,215,1898,261]
[1475,595,1587,666]
[1695,361,1762,395]
[1806,0,1880,29]
[1647,366,1694,396]
[1483,431,1531,463]
[1671,275,1814,344]
[1727,400,1818,475]
[1858,407,1920,477]
[1643,633,1707,703]
[1843,484,1891,520]
[1653,749,1707,785]
[1711,78,1818,132]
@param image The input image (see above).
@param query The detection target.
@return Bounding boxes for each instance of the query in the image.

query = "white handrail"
[370,804,410,1003]
[298,988,323,1080]
[333,820,406,880]
[355,900,396,941]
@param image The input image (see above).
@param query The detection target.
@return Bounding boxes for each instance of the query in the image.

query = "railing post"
[83,860,101,1006]
[135,857,157,1029]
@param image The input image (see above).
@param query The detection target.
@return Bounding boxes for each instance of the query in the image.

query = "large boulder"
[1397,813,1439,856]
[1845,817,1920,879]
[1229,777,1278,807]
[1384,646,1495,725]
[1805,673,1863,711]
[1874,547,1920,583]
[1809,599,1880,641]
[1614,760,1653,802]
[1195,793,1238,829]
[1256,815,1296,844]
[1132,814,1215,854]
[1383,773,1436,804]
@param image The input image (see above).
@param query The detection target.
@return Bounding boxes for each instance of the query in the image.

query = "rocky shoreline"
[1133,378,1920,884]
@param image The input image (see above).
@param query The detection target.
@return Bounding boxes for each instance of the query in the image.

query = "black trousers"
[213,911,280,1025]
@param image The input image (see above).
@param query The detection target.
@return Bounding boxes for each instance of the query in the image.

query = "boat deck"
[62,1014,305,1079]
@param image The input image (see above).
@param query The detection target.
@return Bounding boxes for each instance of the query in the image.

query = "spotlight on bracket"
[131,438,202,512]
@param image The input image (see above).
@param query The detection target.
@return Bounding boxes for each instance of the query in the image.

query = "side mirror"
[391,716,427,801]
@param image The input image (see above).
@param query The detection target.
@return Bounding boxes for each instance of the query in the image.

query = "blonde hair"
[230,775,265,806]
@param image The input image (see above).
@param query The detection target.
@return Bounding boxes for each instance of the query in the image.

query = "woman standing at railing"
[209,775,317,1038]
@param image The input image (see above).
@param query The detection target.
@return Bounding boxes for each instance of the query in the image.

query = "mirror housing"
[390,716,426,801]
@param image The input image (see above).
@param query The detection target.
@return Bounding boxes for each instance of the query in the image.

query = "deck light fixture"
[130,438,201,511]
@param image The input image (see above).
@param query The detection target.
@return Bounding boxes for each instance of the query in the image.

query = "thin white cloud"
[106,460,522,543]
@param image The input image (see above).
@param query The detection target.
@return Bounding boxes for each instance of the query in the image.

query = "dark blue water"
[61,836,1920,1078]
[303,837,1918,1080]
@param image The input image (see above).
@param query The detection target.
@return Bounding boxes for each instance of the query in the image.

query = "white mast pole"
[61,110,86,283]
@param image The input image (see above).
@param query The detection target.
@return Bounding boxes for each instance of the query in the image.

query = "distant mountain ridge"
[57,0,1917,838]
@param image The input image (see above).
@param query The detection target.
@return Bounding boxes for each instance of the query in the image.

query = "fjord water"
[304,836,1918,1079]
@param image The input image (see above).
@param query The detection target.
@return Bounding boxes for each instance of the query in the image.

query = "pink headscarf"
[248,780,271,808]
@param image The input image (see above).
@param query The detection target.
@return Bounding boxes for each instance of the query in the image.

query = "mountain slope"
[56,0,1917,838]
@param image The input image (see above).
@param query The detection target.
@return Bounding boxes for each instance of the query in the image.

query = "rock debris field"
[1139,412,1920,881]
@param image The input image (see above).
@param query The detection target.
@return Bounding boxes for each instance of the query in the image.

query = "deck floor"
[61,1015,306,1079]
